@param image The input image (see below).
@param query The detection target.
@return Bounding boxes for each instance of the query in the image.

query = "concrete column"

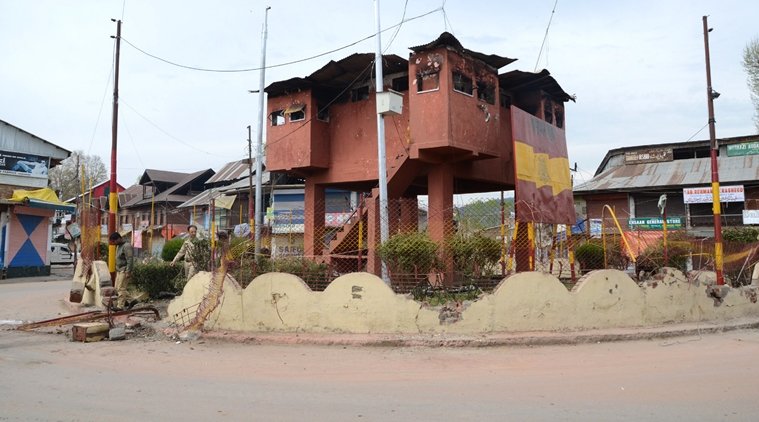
[427,164,454,285]
[304,181,325,258]
[399,196,418,233]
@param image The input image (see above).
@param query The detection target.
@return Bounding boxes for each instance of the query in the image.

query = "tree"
[743,38,759,133]
[48,151,108,201]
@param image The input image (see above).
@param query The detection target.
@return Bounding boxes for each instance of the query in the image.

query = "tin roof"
[574,155,759,193]
[205,159,255,186]
[499,69,575,103]
[409,32,516,70]
[266,53,407,98]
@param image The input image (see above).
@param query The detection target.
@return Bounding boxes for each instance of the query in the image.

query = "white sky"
[1,0,757,188]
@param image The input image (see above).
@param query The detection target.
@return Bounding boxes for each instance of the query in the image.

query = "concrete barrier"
[164,268,759,334]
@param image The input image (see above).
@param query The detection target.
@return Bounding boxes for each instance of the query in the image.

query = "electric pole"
[702,15,725,286]
[254,6,270,256]
[374,0,390,284]
[108,19,122,284]
[247,125,254,239]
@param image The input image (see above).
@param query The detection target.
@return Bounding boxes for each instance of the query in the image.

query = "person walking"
[171,225,199,280]
[109,232,135,310]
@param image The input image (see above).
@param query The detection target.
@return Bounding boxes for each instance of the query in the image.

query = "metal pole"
[702,16,725,286]
[254,7,270,257]
[247,125,254,239]
[374,0,390,283]
[108,19,122,284]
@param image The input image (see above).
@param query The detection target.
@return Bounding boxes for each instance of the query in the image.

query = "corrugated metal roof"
[177,172,271,208]
[205,160,254,185]
[409,32,516,70]
[574,155,759,193]
[499,69,574,103]
[266,53,407,98]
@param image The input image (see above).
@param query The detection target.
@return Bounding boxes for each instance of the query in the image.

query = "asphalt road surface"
[1,277,759,421]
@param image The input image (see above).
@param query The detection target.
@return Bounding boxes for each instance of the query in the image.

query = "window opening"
[351,86,370,102]
[285,103,306,122]
[270,110,285,126]
[317,104,330,122]
[392,76,409,92]
[452,71,473,95]
[477,81,495,104]
[416,72,440,92]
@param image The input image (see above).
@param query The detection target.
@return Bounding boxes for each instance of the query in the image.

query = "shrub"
[131,260,184,298]
[447,232,501,277]
[574,237,627,271]
[723,227,759,243]
[636,237,693,275]
[161,237,185,262]
[188,238,211,272]
[378,232,441,274]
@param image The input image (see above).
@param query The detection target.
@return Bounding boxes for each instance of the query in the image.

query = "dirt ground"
[2,275,759,421]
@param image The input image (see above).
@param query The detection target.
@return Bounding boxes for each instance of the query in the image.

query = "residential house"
[118,168,214,256]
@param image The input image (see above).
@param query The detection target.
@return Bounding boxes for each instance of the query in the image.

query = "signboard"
[0,150,50,179]
[743,210,759,225]
[511,107,575,224]
[624,148,673,165]
[727,141,759,157]
[683,185,745,204]
[628,217,683,230]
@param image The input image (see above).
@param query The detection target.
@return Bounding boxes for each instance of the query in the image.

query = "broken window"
[284,103,306,122]
[477,81,495,105]
[452,71,473,95]
[554,103,564,128]
[543,99,554,125]
[270,110,285,126]
[351,86,370,102]
[392,76,409,92]
[499,89,511,109]
[317,103,330,122]
[416,72,440,92]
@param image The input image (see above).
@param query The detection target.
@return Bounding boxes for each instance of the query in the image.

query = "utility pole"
[108,19,122,284]
[702,15,725,286]
[247,125,254,239]
[254,6,271,257]
[374,0,390,283]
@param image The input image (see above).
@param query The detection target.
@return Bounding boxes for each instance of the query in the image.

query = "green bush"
[131,260,184,298]
[636,237,693,275]
[188,238,211,272]
[723,227,759,243]
[378,232,441,274]
[447,232,501,276]
[574,237,627,271]
[161,237,185,262]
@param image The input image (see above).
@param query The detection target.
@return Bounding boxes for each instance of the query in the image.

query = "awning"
[215,194,236,210]
[283,103,305,114]
[7,187,75,212]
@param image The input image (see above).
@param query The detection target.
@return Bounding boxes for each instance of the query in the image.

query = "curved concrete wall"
[167,268,759,334]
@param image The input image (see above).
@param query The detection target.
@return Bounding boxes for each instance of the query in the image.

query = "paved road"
[2,277,759,421]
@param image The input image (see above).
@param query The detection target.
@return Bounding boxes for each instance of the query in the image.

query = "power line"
[120,99,236,159]
[119,6,442,73]
[685,122,710,142]
[383,0,409,53]
[534,0,559,72]
[87,39,116,156]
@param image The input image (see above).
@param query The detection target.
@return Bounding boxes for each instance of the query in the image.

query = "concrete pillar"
[400,196,418,233]
[427,164,454,285]
[304,181,325,258]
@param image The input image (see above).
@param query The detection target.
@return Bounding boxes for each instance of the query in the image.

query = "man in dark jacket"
[109,232,135,310]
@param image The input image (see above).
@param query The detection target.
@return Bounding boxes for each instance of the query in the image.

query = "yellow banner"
[514,142,572,195]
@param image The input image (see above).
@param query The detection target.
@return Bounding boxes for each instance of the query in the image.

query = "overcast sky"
[1,0,757,189]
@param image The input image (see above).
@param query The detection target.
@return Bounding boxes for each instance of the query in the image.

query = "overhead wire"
[120,6,442,73]
[120,99,236,159]
[383,0,409,53]
[534,0,559,72]
[86,39,116,156]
